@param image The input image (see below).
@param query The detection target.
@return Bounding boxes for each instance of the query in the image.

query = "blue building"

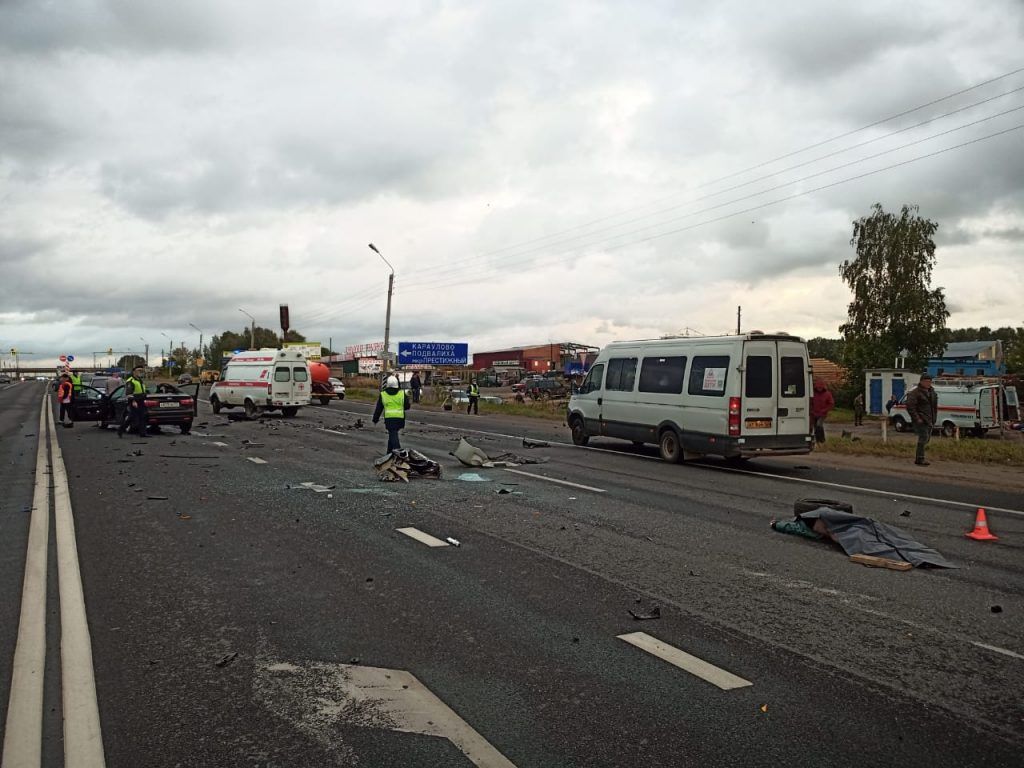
[926,340,1005,378]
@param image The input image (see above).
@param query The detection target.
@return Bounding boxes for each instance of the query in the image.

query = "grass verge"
[818,434,1024,467]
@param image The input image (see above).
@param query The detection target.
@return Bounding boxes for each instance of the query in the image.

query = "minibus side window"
[606,358,637,391]
[780,357,806,397]
[688,355,730,396]
[274,368,290,382]
[292,367,309,382]
[580,364,604,394]
[638,356,686,394]
[745,356,772,398]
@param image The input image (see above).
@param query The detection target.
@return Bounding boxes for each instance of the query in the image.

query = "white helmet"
[385,375,399,388]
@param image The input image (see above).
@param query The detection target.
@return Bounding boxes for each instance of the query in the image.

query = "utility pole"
[140,337,149,371]
[736,306,742,335]
[368,243,395,373]
[189,323,203,374]
[239,308,256,350]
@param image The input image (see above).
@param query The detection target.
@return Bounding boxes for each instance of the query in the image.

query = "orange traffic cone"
[965,508,999,541]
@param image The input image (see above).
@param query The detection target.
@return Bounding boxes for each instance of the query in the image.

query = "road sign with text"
[397,342,468,366]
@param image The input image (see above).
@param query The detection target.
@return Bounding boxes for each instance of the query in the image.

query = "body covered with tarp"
[796,507,957,568]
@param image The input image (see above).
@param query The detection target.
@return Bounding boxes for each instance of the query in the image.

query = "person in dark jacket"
[410,372,422,404]
[810,379,835,444]
[372,375,411,452]
[885,394,898,414]
[904,374,938,466]
[467,377,480,415]
[853,392,865,426]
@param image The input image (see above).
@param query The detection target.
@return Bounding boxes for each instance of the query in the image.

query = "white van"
[209,347,311,418]
[891,382,1001,437]
[566,333,813,462]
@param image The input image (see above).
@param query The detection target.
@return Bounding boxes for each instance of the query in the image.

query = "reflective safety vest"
[70,373,82,391]
[469,383,480,396]
[126,376,145,395]
[381,390,406,419]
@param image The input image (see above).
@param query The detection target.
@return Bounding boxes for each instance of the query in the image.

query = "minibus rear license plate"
[745,418,772,429]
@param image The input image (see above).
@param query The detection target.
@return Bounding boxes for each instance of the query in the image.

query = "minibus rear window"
[639,356,686,394]
[688,356,729,396]
[273,368,290,382]
[745,356,772,398]
[292,367,309,382]
[780,357,805,397]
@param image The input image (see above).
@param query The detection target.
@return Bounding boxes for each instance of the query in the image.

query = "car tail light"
[180,398,194,407]
[728,396,741,436]
[144,399,158,407]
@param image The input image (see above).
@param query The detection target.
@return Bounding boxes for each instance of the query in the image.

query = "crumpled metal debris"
[450,438,549,468]
[374,449,442,483]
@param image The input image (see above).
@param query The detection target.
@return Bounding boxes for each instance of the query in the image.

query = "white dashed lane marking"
[248,457,268,464]
[396,527,450,548]
[502,468,606,493]
[618,632,753,691]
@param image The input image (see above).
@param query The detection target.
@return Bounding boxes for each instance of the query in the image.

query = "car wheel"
[211,396,222,414]
[659,429,682,464]
[891,416,907,432]
[179,424,191,435]
[282,406,298,417]
[570,418,589,446]
[941,421,957,438]
[244,399,258,419]
[319,397,330,405]
[338,394,345,400]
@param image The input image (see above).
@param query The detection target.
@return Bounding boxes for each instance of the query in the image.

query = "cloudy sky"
[2,0,1022,368]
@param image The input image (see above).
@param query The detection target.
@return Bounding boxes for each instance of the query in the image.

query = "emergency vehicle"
[891,380,1001,437]
[209,347,311,418]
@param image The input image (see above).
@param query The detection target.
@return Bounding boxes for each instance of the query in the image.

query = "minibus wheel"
[659,429,682,464]
[570,418,589,446]
[244,399,258,419]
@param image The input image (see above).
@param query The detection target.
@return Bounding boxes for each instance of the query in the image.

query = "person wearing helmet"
[372,373,411,452]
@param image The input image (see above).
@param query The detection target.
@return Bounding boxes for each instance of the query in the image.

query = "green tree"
[806,337,845,361]
[839,204,949,381]
[205,326,310,369]
[116,354,146,370]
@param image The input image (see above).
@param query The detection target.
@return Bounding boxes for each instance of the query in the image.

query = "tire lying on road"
[793,498,854,515]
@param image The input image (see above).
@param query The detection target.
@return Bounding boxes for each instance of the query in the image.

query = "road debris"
[522,438,550,448]
[286,482,337,493]
[375,449,442,482]
[445,537,461,547]
[628,606,661,621]
[215,652,239,668]
[451,437,549,468]
[772,499,957,568]
[147,495,169,500]
[991,605,1003,613]
[457,473,489,482]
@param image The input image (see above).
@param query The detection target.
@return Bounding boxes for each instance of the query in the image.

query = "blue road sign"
[397,341,469,366]
[66,354,75,362]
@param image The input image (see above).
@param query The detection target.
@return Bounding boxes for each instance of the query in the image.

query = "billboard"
[283,342,322,361]
[358,358,383,374]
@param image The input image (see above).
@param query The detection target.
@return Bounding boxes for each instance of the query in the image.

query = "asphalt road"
[2,381,1022,767]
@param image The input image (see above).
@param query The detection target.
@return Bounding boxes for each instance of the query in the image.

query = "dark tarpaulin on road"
[798,507,957,569]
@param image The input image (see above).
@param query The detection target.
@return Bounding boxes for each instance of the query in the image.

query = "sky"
[1,0,1023,369]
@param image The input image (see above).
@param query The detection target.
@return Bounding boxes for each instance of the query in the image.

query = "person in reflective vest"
[118,366,149,438]
[467,378,480,415]
[57,374,74,427]
[372,374,410,452]
[69,370,82,397]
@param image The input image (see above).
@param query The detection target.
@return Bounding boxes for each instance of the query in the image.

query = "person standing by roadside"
[853,392,865,426]
[885,394,898,414]
[410,371,422,404]
[810,379,834,444]
[372,375,410,452]
[69,369,82,401]
[118,366,149,438]
[57,373,74,427]
[904,374,938,466]
[105,370,122,396]
[467,377,480,415]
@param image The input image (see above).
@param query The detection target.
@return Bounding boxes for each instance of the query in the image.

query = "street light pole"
[368,243,395,373]
[139,337,149,370]
[189,323,203,374]
[239,308,256,350]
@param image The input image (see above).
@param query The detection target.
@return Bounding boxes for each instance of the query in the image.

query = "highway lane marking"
[970,642,1024,661]
[248,457,268,464]
[211,441,228,447]
[2,395,52,768]
[251,402,1024,517]
[48,400,107,766]
[396,527,450,547]
[316,427,350,436]
[617,632,753,691]
[502,468,606,493]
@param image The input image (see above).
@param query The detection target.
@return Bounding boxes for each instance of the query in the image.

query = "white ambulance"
[891,381,1001,437]
[566,332,813,462]
[209,347,311,418]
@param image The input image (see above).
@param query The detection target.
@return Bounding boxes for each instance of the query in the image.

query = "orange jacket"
[58,381,72,401]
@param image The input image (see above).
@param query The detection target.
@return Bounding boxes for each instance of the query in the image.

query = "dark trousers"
[385,419,404,452]
[121,401,148,435]
[411,387,421,403]
[854,408,864,426]
[467,396,479,414]
[914,422,931,462]
[59,402,73,423]
[813,416,826,444]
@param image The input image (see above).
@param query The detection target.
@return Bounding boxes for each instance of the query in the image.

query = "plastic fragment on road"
[457,473,489,482]
[445,537,461,547]
[629,606,661,620]
[451,437,550,468]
